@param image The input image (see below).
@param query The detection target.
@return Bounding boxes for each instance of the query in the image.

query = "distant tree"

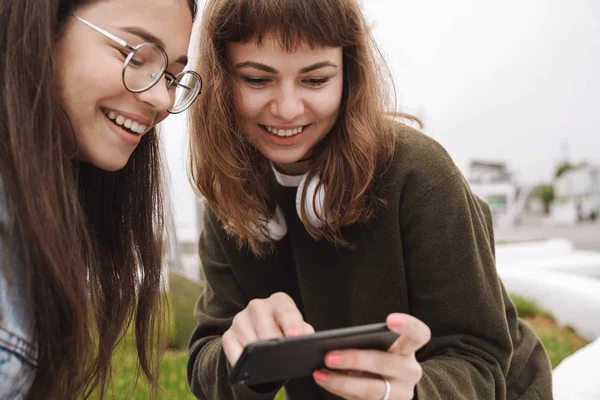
[534,184,555,215]
[555,162,577,179]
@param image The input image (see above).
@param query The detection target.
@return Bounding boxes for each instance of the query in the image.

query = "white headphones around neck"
[251,165,327,242]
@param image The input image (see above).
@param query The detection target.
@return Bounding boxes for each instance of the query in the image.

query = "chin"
[259,147,309,164]
[82,152,131,172]
[99,162,129,172]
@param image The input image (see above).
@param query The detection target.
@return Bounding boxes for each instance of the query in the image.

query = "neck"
[273,156,312,175]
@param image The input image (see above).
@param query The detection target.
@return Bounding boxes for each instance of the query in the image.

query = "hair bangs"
[215,0,360,51]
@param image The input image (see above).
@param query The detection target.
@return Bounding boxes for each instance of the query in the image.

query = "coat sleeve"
[186,208,283,400]
[400,172,513,399]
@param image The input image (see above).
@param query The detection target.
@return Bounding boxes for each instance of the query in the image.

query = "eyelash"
[243,77,269,87]
[116,49,145,67]
[242,77,331,88]
[116,48,176,88]
[305,77,330,87]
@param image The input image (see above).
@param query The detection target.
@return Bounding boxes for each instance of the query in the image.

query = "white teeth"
[265,125,305,137]
[105,110,148,134]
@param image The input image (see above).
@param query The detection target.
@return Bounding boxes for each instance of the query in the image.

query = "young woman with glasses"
[0,0,200,398]
[186,0,553,399]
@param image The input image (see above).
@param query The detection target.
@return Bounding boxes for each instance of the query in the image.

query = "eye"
[303,77,330,87]
[117,49,145,67]
[129,57,145,68]
[242,77,270,88]
[116,49,129,60]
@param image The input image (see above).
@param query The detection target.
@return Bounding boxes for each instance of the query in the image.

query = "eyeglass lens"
[123,44,201,112]
[168,72,202,113]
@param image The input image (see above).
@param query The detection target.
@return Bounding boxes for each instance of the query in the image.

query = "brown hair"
[0,0,196,398]
[190,0,414,255]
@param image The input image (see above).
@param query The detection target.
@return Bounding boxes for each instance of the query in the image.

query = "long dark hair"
[190,0,415,255]
[0,0,196,398]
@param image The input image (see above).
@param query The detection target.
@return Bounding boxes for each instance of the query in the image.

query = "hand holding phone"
[222,292,314,367]
[312,314,431,400]
[229,322,399,386]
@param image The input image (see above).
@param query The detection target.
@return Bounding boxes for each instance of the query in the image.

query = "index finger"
[222,329,244,366]
[386,313,431,355]
[268,292,307,337]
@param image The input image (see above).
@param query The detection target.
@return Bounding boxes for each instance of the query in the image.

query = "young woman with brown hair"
[0,0,201,398]
[187,0,553,399]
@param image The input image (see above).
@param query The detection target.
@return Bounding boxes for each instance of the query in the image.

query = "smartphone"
[229,322,399,386]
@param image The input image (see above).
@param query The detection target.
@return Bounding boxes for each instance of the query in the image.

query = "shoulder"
[381,123,465,211]
[391,123,461,182]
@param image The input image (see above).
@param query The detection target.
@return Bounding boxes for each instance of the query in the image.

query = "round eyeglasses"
[72,16,202,114]
[122,43,202,113]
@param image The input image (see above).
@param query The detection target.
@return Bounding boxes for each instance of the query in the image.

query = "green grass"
[535,326,587,368]
[99,273,205,399]
[510,294,588,368]
[169,273,205,349]
[104,285,588,398]
[510,295,554,319]
[106,347,194,399]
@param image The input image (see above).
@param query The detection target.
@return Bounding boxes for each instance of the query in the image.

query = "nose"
[136,76,174,112]
[270,81,304,122]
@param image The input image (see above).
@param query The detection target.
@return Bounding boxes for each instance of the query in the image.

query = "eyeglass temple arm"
[72,15,136,52]
[164,72,193,91]
[177,83,193,90]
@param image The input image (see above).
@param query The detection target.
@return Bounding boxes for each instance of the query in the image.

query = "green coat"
[187,125,553,399]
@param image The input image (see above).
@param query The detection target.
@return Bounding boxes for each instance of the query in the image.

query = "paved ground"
[495,220,600,252]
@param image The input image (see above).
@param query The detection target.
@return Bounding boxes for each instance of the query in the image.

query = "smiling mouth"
[102,109,147,136]
[260,124,309,137]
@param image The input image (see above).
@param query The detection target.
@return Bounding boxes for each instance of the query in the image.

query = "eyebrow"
[299,61,338,74]
[121,27,188,66]
[235,61,338,74]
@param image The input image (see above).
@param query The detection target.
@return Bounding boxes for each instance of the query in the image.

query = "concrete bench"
[552,338,600,400]
[496,239,600,279]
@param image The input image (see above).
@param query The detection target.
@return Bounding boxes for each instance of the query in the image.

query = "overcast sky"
[162,0,600,239]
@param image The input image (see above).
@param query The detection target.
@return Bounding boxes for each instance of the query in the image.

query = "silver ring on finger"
[380,377,391,400]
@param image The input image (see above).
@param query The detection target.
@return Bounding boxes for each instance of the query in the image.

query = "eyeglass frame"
[70,15,202,114]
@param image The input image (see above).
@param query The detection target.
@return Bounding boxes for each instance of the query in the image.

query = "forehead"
[228,36,343,68]
[76,0,192,56]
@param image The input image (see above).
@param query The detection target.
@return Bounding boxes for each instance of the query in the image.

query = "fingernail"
[326,353,343,366]
[313,370,329,383]
[389,315,404,328]
[287,328,299,337]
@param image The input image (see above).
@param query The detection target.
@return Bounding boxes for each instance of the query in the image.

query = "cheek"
[234,87,267,119]
[313,86,343,120]
[154,111,169,125]
[58,49,125,113]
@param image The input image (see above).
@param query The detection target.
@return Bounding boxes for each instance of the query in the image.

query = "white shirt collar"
[270,163,306,187]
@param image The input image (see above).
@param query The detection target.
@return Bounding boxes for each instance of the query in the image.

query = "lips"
[261,124,307,137]
[102,110,147,135]
[102,112,142,147]
[258,124,311,146]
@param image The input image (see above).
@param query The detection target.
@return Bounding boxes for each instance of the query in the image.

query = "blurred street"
[496,220,600,252]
